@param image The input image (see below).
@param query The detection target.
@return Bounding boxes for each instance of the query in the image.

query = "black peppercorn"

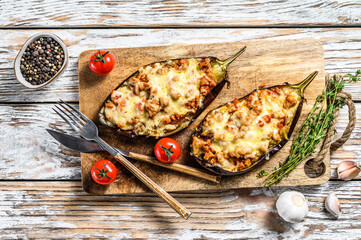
[20,37,65,85]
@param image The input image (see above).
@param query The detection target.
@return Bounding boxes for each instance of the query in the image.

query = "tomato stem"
[159,143,174,163]
[90,50,110,63]
[93,163,112,180]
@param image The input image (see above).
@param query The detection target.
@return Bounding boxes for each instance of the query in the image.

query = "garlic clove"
[325,192,341,218]
[339,168,361,180]
[337,161,361,181]
[337,161,356,173]
[276,191,309,223]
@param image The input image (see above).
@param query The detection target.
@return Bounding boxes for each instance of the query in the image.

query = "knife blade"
[47,129,221,183]
[47,129,129,155]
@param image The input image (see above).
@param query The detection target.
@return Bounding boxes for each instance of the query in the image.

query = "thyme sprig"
[258,70,360,186]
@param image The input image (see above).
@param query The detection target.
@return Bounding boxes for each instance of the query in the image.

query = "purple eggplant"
[99,47,246,138]
[191,71,318,175]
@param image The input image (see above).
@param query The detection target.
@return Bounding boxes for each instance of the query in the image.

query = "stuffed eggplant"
[191,71,318,175]
[99,47,246,138]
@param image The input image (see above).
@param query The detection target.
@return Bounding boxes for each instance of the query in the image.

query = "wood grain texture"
[1,0,361,27]
[1,1,361,238]
[0,103,81,180]
[0,102,359,181]
[78,39,330,194]
[0,181,360,239]
[113,153,192,219]
[2,28,361,103]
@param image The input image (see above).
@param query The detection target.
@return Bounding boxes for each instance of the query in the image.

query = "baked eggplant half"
[99,47,246,138]
[191,71,318,175]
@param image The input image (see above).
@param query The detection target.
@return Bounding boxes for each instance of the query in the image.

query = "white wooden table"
[1,1,361,239]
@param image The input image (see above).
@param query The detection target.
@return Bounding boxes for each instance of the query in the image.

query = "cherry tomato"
[154,138,181,163]
[89,50,115,75]
[91,160,117,185]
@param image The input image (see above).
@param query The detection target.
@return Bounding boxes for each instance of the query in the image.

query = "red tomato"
[89,50,115,75]
[91,160,117,185]
[154,138,181,163]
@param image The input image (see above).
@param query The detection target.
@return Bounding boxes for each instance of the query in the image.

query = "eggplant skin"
[98,57,228,138]
[190,83,305,176]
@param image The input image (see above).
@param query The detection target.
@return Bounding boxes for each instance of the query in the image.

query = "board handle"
[307,74,356,172]
[329,91,356,152]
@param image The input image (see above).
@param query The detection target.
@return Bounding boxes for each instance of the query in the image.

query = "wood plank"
[1,28,361,103]
[0,103,81,180]
[2,0,361,27]
[0,102,359,181]
[0,180,360,239]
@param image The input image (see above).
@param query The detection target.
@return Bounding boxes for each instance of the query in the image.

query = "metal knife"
[47,129,221,183]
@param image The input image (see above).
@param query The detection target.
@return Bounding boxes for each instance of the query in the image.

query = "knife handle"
[128,152,221,184]
[114,153,192,220]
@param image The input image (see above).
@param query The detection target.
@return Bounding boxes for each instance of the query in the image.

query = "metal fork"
[53,100,191,220]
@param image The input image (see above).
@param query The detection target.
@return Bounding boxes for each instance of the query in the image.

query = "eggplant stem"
[292,71,318,95]
[219,46,247,69]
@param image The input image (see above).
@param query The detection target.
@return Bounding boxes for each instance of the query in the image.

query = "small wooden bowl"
[14,33,68,89]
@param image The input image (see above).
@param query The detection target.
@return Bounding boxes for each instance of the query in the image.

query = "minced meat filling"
[192,86,301,172]
[102,58,226,137]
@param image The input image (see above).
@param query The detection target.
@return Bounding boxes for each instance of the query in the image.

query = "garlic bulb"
[276,191,309,223]
[325,192,341,218]
[337,161,361,181]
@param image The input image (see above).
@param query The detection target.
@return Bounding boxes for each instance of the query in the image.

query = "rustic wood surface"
[79,39,328,194]
[1,0,361,238]
[2,0,361,27]
[1,181,360,239]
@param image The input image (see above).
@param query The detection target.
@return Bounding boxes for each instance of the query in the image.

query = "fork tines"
[53,99,87,132]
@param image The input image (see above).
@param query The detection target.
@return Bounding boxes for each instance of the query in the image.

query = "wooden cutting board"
[78,38,329,195]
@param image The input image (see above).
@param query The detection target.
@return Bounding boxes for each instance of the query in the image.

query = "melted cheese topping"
[101,58,225,137]
[192,86,301,172]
